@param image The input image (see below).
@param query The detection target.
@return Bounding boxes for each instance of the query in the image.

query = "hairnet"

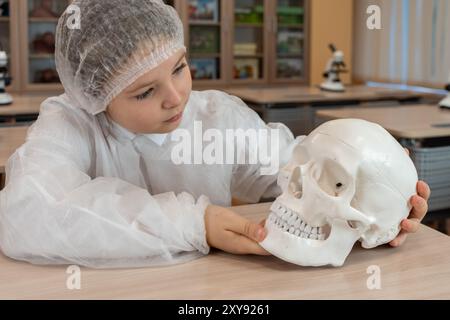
[55,0,186,115]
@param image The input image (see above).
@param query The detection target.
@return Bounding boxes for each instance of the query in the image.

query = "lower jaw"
[261,213,362,267]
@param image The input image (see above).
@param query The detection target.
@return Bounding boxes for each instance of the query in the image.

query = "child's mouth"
[165,112,183,123]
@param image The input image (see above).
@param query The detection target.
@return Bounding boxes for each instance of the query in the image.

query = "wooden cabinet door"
[268,0,309,84]
[228,0,269,85]
[19,0,68,92]
[0,0,20,92]
[181,0,228,87]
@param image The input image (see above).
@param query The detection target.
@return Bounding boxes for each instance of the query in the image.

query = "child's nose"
[162,83,182,109]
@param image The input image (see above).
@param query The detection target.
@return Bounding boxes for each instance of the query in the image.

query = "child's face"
[106,49,192,134]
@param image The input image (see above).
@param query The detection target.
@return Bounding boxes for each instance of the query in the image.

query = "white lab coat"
[0,90,300,268]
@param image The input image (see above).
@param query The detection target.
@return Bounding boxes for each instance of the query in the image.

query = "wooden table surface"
[225,85,423,106]
[0,202,449,299]
[0,126,29,174]
[316,104,450,139]
[0,94,47,116]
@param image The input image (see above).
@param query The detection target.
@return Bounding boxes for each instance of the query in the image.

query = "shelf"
[234,54,264,58]
[28,17,59,23]
[235,23,263,28]
[189,21,221,27]
[277,53,303,58]
[232,77,264,82]
[278,23,303,29]
[29,54,55,59]
[190,53,221,58]
[0,17,10,22]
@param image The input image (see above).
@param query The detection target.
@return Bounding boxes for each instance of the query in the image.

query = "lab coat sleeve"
[226,93,304,203]
[0,102,210,269]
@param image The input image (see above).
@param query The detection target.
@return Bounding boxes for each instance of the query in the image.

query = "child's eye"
[173,63,187,75]
[135,88,154,101]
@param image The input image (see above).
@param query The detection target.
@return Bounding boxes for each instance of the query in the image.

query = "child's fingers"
[401,218,421,233]
[389,230,408,247]
[404,148,410,156]
[417,181,431,201]
[257,219,268,241]
[224,211,266,242]
[225,231,270,255]
[259,219,266,227]
[409,195,428,221]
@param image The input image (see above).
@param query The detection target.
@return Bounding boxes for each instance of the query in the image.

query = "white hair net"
[55,0,186,115]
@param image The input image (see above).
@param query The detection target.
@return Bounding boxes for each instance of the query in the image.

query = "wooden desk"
[0,95,46,123]
[0,126,28,174]
[0,203,449,299]
[316,104,450,140]
[226,85,423,106]
[225,86,425,137]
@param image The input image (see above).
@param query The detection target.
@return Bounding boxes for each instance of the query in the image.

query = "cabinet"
[271,0,308,83]
[178,0,308,87]
[19,0,68,92]
[7,0,309,94]
[0,0,19,92]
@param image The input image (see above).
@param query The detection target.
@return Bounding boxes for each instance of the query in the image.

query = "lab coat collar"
[142,133,168,146]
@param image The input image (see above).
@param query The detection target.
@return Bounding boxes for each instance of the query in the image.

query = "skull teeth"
[269,203,329,240]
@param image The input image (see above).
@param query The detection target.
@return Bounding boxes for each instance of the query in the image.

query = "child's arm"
[0,104,211,268]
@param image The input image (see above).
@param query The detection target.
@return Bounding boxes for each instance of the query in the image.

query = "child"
[0,0,430,268]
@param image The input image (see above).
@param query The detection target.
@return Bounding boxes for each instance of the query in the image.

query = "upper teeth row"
[270,203,326,240]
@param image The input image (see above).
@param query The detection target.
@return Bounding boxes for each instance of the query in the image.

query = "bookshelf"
[0,0,19,92]
[18,0,68,92]
[177,0,309,87]
[8,0,310,94]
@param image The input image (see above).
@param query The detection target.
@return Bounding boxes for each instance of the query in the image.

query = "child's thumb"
[244,222,266,242]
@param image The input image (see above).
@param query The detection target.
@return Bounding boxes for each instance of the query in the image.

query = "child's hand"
[389,148,431,247]
[390,148,432,247]
[204,204,270,255]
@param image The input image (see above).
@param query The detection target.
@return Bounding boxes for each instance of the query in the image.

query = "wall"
[309,0,353,86]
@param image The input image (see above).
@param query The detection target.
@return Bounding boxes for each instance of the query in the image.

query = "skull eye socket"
[313,159,351,197]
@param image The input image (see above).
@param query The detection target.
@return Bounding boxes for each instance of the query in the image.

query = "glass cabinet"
[8,0,309,93]
[184,0,226,84]
[273,0,306,81]
[231,0,267,83]
[19,0,68,91]
[0,0,19,92]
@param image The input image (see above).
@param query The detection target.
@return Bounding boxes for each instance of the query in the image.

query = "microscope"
[439,73,450,109]
[0,42,13,106]
[320,43,348,92]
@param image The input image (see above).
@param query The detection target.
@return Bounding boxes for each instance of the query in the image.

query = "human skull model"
[260,119,418,267]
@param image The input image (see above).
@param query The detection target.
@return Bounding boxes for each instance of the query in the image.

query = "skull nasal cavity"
[289,167,303,199]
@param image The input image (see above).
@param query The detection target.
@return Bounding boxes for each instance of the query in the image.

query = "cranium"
[260,119,418,267]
